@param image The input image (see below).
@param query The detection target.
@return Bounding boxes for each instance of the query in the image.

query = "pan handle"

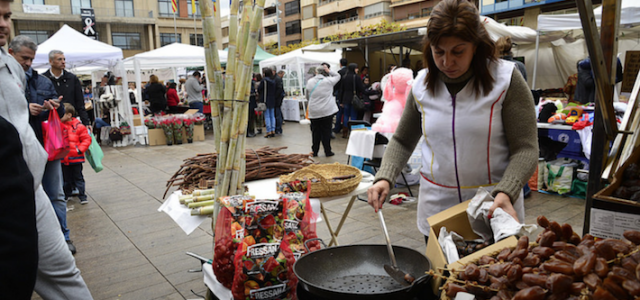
[303,238,327,253]
[407,273,432,295]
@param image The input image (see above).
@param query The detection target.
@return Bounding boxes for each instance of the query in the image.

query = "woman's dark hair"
[263,68,273,78]
[149,74,159,84]
[422,0,496,96]
[255,74,263,82]
[346,63,357,75]
[496,36,513,56]
[169,82,177,89]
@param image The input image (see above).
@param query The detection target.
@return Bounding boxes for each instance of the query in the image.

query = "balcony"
[263,13,278,26]
[361,13,391,27]
[318,0,362,17]
[301,17,319,29]
[263,32,279,44]
[301,0,317,7]
[318,16,360,37]
[390,0,424,7]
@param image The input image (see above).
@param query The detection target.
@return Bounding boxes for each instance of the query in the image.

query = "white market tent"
[33,24,123,69]
[258,43,342,96]
[532,0,640,89]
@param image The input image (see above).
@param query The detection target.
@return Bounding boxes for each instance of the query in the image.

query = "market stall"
[32,24,135,147]
[258,44,342,121]
[125,43,228,144]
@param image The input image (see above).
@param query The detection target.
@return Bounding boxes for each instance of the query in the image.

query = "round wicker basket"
[279,163,363,198]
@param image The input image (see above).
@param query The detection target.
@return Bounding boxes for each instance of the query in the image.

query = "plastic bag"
[42,109,71,161]
[86,130,104,173]
[546,158,577,195]
[281,190,319,258]
[213,195,252,289]
[231,199,294,300]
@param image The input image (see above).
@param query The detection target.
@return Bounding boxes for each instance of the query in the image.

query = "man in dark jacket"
[43,50,92,130]
[8,35,76,254]
[332,58,348,136]
[275,70,285,135]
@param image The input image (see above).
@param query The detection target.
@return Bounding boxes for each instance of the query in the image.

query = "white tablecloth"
[282,97,306,121]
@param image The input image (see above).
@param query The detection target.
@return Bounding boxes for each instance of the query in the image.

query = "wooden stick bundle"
[164,146,314,198]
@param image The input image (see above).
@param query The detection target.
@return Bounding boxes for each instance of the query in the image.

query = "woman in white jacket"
[306,65,341,157]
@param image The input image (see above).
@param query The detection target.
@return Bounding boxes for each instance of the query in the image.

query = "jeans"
[42,160,69,240]
[265,108,275,133]
[275,107,283,134]
[94,118,109,129]
[310,115,333,155]
[189,101,204,114]
[333,103,343,133]
[62,164,86,202]
[342,103,359,126]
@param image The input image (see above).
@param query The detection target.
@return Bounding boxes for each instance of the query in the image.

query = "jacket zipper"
[451,94,463,203]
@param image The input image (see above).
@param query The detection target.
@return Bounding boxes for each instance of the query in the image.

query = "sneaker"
[67,240,77,255]
[331,132,336,139]
[325,152,335,157]
[71,188,79,196]
[80,198,88,205]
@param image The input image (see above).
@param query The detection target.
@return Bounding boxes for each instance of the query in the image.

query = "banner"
[172,0,178,13]
[22,4,60,14]
[80,8,97,40]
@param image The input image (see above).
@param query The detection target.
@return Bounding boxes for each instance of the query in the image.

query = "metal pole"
[532,31,540,89]
[174,12,178,42]
[193,15,197,44]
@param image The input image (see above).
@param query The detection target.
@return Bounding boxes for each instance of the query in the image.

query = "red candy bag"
[213,195,252,289]
[231,199,294,300]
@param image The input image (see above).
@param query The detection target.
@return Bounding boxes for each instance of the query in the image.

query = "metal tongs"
[378,209,414,286]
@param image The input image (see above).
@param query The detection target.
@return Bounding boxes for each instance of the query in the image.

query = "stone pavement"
[41,121,586,300]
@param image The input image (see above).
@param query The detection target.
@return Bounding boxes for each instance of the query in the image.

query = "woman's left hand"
[489,192,519,222]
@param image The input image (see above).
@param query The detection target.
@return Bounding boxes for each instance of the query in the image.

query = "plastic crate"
[546,128,583,156]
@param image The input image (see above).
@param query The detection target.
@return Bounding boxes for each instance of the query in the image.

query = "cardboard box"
[594,148,640,208]
[133,116,142,127]
[147,128,167,146]
[426,200,518,296]
[184,109,199,115]
[147,125,205,146]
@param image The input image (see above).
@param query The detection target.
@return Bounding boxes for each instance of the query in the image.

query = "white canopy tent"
[31,24,136,147]
[258,43,342,96]
[33,24,123,70]
[533,0,640,89]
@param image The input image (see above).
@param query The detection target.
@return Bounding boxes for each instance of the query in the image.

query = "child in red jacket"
[60,103,92,204]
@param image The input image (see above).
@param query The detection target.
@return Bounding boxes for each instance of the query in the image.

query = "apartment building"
[262,0,302,49]
[9,0,216,58]
[390,0,437,30]
[479,0,600,29]
[316,0,392,41]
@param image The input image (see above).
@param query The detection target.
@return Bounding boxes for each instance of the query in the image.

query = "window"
[112,32,141,49]
[284,0,299,16]
[23,0,45,4]
[421,7,433,17]
[221,27,229,37]
[20,30,49,44]
[302,5,315,20]
[303,27,315,41]
[71,0,91,15]
[190,33,203,46]
[188,0,201,17]
[364,2,390,19]
[159,0,178,17]
[286,39,301,46]
[115,0,134,17]
[160,33,181,46]
[285,20,300,35]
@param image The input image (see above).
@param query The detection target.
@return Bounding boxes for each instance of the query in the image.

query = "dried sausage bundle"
[443,216,640,300]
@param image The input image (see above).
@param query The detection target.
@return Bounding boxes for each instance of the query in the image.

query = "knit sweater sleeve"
[491,70,539,202]
[373,92,423,185]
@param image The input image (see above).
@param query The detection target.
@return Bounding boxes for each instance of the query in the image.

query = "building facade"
[262,0,302,50]
[10,0,212,58]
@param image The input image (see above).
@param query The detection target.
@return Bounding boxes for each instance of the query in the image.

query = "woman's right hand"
[367,180,390,212]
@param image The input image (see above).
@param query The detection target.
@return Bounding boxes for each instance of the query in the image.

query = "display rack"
[579,0,640,237]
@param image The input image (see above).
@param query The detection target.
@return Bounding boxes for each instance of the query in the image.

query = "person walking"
[42,50,91,130]
[337,63,366,138]
[307,65,341,157]
[146,74,167,115]
[258,68,277,138]
[332,58,348,136]
[367,0,538,244]
[274,70,285,135]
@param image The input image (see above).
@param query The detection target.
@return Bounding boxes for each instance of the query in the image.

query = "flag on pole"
[212,0,217,12]
[191,0,196,14]
[171,0,177,13]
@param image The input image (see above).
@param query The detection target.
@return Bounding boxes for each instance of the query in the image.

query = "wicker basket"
[279,163,362,198]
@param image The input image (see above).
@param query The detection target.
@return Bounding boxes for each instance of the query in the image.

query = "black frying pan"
[293,242,432,300]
